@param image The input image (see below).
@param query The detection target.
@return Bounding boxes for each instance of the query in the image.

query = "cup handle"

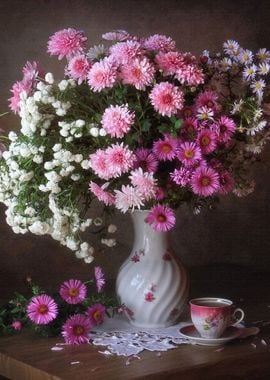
[231,308,245,326]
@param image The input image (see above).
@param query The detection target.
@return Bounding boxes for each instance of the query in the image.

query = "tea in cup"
[189,297,245,339]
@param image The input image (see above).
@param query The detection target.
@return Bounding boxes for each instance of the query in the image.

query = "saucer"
[179,324,242,346]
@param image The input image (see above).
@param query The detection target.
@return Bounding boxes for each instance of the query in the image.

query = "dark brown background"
[0,0,270,299]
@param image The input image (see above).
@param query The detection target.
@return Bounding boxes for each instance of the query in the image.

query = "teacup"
[189,297,245,339]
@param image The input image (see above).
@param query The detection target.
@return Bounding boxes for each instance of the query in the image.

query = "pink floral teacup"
[189,297,245,339]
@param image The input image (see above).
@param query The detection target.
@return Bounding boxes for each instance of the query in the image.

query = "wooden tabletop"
[0,324,270,380]
[1,266,270,380]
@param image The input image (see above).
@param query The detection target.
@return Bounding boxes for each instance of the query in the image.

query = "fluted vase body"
[116,210,189,328]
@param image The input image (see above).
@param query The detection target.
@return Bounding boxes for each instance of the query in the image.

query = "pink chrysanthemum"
[146,204,176,232]
[102,29,132,42]
[114,185,144,213]
[9,81,28,113]
[213,116,236,143]
[191,166,220,197]
[219,171,234,195]
[129,168,157,200]
[86,303,106,326]
[94,266,106,293]
[101,104,135,138]
[88,57,118,92]
[178,141,202,167]
[197,129,217,154]
[27,294,58,325]
[155,51,184,76]
[66,54,91,84]
[143,34,176,52]
[11,320,22,331]
[89,181,115,206]
[47,28,87,60]
[150,82,184,117]
[181,117,200,140]
[59,279,87,304]
[176,64,204,86]
[170,167,192,186]
[109,40,142,64]
[196,90,219,111]
[153,135,178,161]
[105,143,135,177]
[134,148,159,173]
[121,57,155,90]
[23,61,44,84]
[62,314,91,345]
[89,149,111,180]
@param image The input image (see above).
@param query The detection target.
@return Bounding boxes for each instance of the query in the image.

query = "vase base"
[128,318,181,329]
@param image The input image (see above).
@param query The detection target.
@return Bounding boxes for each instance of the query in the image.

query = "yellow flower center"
[157,214,166,222]
[38,305,48,314]
[184,149,194,159]
[94,310,101,321]
[201,136,210,146]
[201,177,210,186]
[161,144,172,153]
[68,288,79,297]
[73,325,85,336]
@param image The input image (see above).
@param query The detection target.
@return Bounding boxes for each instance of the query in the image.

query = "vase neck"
[131,210,169,254]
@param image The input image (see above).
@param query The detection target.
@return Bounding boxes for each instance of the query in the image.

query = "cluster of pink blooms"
[45,29,238,232]
[8,28,270,234]
[24,267,107,345]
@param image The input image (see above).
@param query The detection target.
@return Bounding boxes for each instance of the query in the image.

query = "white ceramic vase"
[116,210,189,328]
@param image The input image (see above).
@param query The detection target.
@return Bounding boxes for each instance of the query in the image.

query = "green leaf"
[142,120,151,132]
[174,119,182,129]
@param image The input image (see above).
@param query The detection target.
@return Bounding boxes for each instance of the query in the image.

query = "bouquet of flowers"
[1,28,270,263]
[0,267,118,344]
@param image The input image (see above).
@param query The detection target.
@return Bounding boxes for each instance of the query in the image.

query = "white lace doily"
[90,315,191,357]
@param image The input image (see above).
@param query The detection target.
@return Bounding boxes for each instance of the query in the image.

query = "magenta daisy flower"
[62,314,91,345]
[66,54,91,84]
[213,116,236,143]
[149,82,184,117]
[89,181,115,206]
[94,266,106,293]
[197,129,217,154]
[177,141,202,167]
[27,294,58,325]
[191,166,220,197]
[47,28,87,60]
[101,104,135,138]
[170,167,192,186]
[181,117,200,140]
[219,171,234,195]
[153,135,178,161]
[145,204,176,232]
[86,303,106,326]
[87,57,118,92]
[195,91,219,111]
[134,148,159,173]
[59,279,87,305]
[143,34,176,52]
[121,57,155,90]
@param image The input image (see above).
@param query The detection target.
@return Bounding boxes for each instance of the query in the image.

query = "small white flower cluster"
[0,73,116,263]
